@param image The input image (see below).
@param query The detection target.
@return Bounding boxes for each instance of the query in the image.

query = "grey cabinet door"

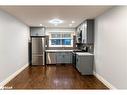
[64,53,70,63]
[56,53,64,64]
[56,52,72,64]
[46,52,72,64]
[76,55,81,72]
[30,27,45,36]
[80,56,93,75]
[86,20,94,44]
[76,54,93,75]
[69,53,72,63]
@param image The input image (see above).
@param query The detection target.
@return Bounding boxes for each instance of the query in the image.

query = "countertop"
[76,52,94,56]
[45,50,73,52]
[45,50,94,55]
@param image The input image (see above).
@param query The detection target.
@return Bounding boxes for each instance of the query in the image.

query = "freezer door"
[32,37,45,65]
[32,55,43,65]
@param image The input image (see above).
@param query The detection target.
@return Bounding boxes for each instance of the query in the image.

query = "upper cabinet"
[76,19,94,44]
[30,27,46,36]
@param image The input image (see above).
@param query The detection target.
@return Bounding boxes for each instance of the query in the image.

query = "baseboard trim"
[93,72,117,89]
[0,63,29,87]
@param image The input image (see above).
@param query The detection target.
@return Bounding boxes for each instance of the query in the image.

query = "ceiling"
[0,6,112,28]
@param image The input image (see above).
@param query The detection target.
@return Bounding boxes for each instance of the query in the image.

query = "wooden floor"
[5,65,108,89]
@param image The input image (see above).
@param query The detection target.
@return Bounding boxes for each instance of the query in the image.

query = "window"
[49,32,73,47]
[62,39,71,45]
[51,39,61,45]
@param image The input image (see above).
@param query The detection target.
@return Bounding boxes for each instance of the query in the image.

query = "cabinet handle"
[77,58,78,63]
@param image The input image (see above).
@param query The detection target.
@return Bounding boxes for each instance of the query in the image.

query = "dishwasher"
[46,52,57,64]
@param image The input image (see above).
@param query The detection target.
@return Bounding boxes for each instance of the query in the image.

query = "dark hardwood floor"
[5,65,108,89]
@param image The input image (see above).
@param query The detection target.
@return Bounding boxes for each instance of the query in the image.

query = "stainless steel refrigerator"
[32,37,45,65]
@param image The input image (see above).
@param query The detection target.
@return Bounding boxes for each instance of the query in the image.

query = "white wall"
[94,6,127,89]
[0,10,29,83]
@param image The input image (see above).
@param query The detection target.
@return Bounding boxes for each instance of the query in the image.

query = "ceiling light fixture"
[40,24,43,26]
[72,21,75,23]
[49,18,63,26]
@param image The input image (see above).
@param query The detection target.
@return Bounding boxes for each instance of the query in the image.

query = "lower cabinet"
[64,53,72,63]
[56,53,63,64]
[76,54,93,75]
[56,52,72,64]
[46,52,72,64]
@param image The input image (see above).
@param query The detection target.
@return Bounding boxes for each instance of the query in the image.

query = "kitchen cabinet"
[56,53,63,64]
[64,52,72,63]
[75,27,81,43]
[56,52,72,64]
[76,19,94,44]
[76,53,93,75]
[86,20,94,44]
[46,52,72,64]
[30,27,46,36]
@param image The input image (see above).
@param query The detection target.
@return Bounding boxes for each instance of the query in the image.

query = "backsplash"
[75,43,94,53]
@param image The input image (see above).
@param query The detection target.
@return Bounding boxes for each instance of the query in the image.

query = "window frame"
[49,32,73,47]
